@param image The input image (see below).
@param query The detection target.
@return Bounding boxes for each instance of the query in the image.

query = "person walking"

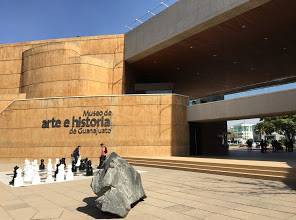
[246,139,253,152]
[98,143,108,169]
[260,139,265,153]
[72,146,80,164]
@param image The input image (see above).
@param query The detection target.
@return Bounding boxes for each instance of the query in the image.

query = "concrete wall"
[187,89,296,122]
[125,0,269,62]
[0,94,189,160]
[0,35,124,98]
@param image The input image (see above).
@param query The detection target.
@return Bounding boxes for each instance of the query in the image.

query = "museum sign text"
[41,110,112,135]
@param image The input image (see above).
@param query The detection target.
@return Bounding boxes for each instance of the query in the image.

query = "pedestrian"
[72,146,80,164]
[263,140,268,153]
[260,139,265,153]
[246,139,253,151]
[98,143,108,169]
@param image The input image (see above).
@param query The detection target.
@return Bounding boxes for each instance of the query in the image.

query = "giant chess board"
[0,169,95,187]
[0,159,147,188]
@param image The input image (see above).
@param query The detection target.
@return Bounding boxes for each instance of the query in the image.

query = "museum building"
[0,0,295,160]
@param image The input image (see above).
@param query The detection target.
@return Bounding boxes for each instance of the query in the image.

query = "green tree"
[254,115,296,143]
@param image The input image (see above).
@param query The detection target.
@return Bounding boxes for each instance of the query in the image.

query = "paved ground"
[227,147,296,165]
[0,164,296,220]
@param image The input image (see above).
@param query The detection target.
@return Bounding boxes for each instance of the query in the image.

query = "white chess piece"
[47,159,53,171]
[24,161,33,183]
[33,159,38,168]
[45,169,54,184]
[23,159,29,169]
[32,164,41,185]
[75,156,81,167]
[66,164,74,181]
[34,160,39,172]
[55,158,59,166]
[23,159,29,179]
[56,164,65,182]
[45,159,54,183]
[14,168,24,187]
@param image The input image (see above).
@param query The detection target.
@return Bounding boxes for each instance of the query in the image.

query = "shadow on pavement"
[283,161,296,190]
[77,197,121,219]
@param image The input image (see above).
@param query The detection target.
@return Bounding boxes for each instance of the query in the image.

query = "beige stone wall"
[0,35,124,98]
[0,35,189,160]
[0,94,26,113]
[0,94,189,159]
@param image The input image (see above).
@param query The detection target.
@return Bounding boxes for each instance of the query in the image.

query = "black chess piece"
[55,158,66,177]
[71,160,77,173]
[39,159,45,171]
[9,166,19,185]
[86,160,93,176]
[60,158,66,166]
[84,158,89,169]
[54,163,60,178]
[79,159,86,171]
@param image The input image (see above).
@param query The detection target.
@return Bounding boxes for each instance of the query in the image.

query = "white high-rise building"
[229,123,256,144]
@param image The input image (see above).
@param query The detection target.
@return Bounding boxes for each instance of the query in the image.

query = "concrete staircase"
[124,157,296,182]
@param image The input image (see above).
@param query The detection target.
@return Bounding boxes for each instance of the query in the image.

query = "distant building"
[229,123,256,144]
[229,123,286,144]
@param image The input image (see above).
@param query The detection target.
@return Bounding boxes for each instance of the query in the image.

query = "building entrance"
[189,121,229,156]
[189,122,201,155]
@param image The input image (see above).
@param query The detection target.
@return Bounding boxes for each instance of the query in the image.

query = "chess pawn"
[71,160,77,173]
[24,162,33,183]
[33,160,38,172]
[75,156,81,167]
[32,165,41,185]
[66,164,74,181]
[23,159,29,169]
[79,158,86,171]
[14,168,24,187]
[61,164,65,176]
[39,159,45,171]
[56,164,65,182]
[45,168,54,183]
[23,160,29,178]
[47,159,53,172]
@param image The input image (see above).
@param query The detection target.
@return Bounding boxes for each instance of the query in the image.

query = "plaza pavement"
[0,163,296,220]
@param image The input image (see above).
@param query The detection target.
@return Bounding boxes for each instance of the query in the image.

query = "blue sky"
[225,82,296,100]
[0,0,175,44]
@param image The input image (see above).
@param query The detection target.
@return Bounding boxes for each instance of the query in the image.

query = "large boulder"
[91,152,146,217]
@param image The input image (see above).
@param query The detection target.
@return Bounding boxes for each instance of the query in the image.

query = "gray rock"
[91,152,146,217]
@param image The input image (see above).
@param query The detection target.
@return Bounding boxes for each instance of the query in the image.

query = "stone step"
[124,157,295,172]
[126,159,294,177]
[124,158,296,182]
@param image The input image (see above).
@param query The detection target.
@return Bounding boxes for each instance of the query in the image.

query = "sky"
[0,0,176,44]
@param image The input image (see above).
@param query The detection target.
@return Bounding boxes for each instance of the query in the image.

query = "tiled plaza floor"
[0,164,296,220]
